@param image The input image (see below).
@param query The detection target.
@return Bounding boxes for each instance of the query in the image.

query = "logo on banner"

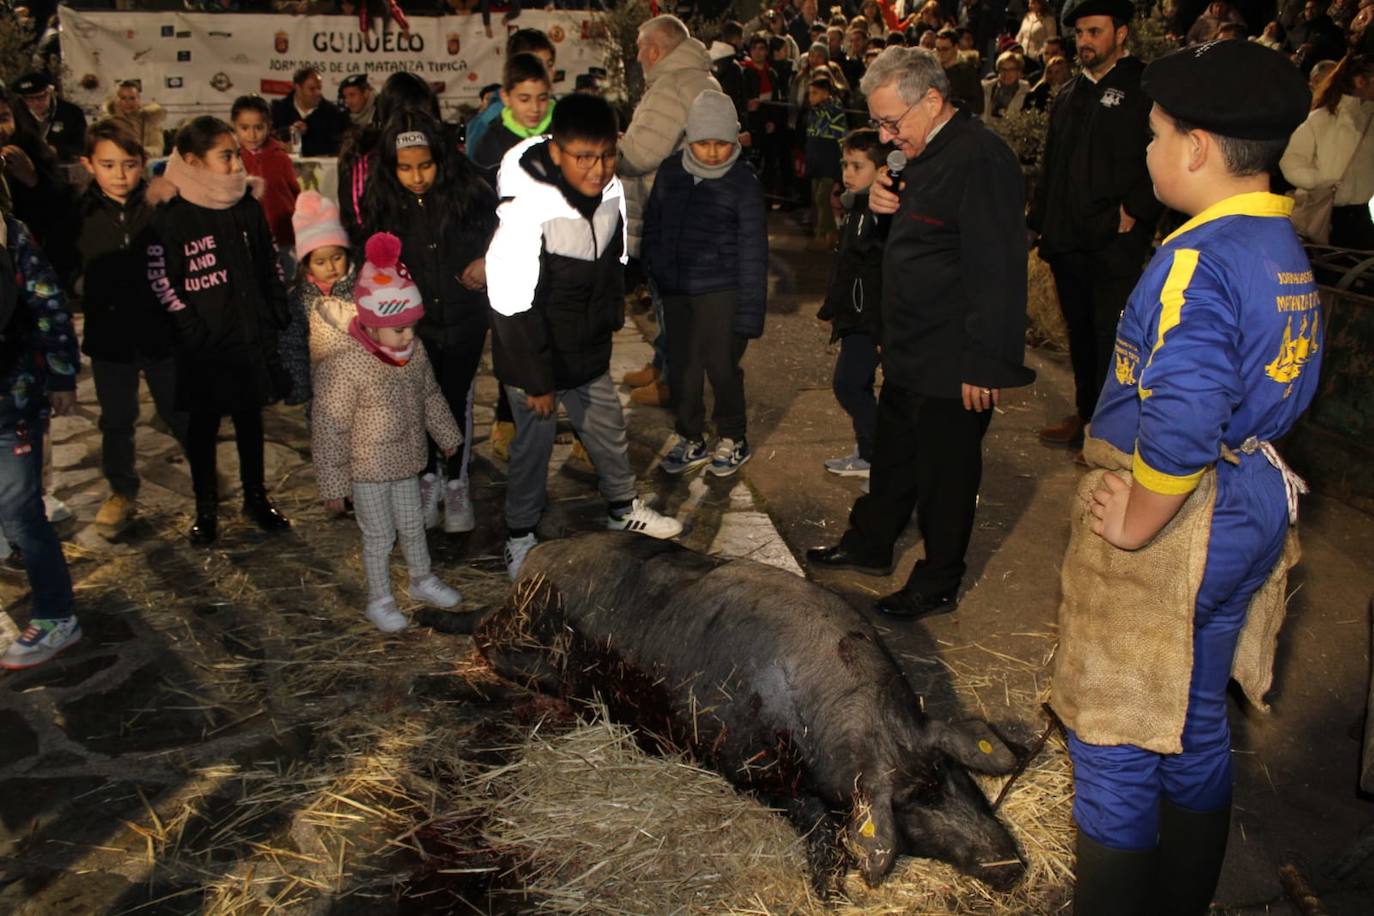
[177,50,191,62]
[161,25,173,37]
[166,76,183,89]
[447,33,460,55]
[208,31,232,39]
[210,72,233,92]
[275,31,289,54]
[549,26,565,43]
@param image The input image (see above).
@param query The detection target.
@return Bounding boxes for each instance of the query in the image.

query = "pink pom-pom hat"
[353,232,425,328]
[291,191,350,261]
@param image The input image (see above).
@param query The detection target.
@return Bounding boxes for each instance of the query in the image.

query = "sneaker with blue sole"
[708,438,752,477]
[824,450,871,478]
[661,437,711,475]
[1,616,81,670]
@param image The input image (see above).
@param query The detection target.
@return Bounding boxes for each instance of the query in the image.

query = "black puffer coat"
[145,190,290,413]
[818,191,884,343]
[641,150,768,339]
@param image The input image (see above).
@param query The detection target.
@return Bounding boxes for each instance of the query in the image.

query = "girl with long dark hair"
[360,110,497,534]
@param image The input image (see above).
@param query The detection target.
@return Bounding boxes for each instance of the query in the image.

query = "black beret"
[1061,0,1135,27]
[1142,40,1311,141]
[12,72,51,95]
[339,73,371,91]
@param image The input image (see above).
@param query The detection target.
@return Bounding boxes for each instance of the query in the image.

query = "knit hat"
[686,89,740,144]
[353,233,425,328]
[809,41,830,62]
[292,191,350,260]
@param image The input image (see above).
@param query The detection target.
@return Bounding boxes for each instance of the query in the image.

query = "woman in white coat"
[1281,53,1374,250]
[981,50,1031,120]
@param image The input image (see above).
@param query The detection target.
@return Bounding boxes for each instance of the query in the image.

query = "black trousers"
[840,384,992,596]
[90,356,188,497]
[663,291,749,442]
[832,332,880,461]
[424,325,488,478]
[1048,245,1143,421]
[187,408,264,504]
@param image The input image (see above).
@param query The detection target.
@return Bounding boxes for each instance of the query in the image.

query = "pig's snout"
[975,854,1027,892]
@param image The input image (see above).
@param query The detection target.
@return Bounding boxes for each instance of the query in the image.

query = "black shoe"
[875,587,958,620]
[190,505,218,546]
[243,491,291,532]
[805,544,893,576]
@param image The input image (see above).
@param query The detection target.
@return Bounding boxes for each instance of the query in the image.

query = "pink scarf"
[348,316,414,366]
[163,150,263,210]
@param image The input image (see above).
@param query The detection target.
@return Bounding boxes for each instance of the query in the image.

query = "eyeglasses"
[558,143,618,170]
[869,99,919,134]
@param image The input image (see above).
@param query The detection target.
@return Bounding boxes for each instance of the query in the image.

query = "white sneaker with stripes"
[607,498,683,540]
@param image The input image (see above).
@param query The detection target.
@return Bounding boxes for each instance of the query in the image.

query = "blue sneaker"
[824,450,871,478]
[708,438,752,477]
[1,616,81,670]
[661,437,711,475]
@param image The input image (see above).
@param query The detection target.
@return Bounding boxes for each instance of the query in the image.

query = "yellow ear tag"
[978,739,994,754]
[860,818,876,838]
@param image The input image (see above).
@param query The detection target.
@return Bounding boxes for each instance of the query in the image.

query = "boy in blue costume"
[1051,40,1320,915]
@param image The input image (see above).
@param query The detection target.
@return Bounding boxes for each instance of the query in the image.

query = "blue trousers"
[1068,459,1288,850]
[0,420,73,621]
[832,332,879,462]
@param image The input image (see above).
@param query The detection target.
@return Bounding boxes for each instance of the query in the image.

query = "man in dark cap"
[1028,0,1161,454]
[338,73,374,129]
[13,72,86,163]
[1048,40,1315,916]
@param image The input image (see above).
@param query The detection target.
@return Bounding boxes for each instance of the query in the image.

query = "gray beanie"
[686,89,740,144]
[809,41,830,62]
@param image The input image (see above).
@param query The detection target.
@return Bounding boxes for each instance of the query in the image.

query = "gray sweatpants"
[505,372,638,531]
[353,476,431,600]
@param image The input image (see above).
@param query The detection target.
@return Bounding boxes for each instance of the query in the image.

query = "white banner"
[58,7,609,122]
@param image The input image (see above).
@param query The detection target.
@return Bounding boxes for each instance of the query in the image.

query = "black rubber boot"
[1074,831,1156,916]
[189,500,218,546]
[243,490,291,532]
[1154,801,1231,915]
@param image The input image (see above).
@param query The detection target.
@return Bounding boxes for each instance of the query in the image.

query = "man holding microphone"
[806,46,1035,620]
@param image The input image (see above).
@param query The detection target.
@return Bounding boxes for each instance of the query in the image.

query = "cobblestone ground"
[0,322,809,914]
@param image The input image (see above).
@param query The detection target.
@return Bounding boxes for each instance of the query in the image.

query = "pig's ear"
[845,792,901,887]
[931,720,1020,774]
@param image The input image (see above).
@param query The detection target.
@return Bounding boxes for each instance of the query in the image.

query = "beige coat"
[311,338,462,500]
[307,294,355,365]
[617,37,721,258]
[1280,95,1374,207]
[103,99,166,159]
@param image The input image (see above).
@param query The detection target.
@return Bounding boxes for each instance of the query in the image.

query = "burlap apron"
[1050,435,1302,754]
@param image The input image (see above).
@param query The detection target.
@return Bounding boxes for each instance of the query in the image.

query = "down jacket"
[487,137,627,396]
[818,191,884,343]
[103,98,166,159]
[1280,95,1374,207]
[641,150,768,339]
[617,37,721,258]
[310,337,461,501]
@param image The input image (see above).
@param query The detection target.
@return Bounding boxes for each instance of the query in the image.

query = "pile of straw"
[1026,253,1069,351]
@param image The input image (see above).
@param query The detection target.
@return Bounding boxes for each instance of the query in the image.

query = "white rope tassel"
[1239,436,1310,525]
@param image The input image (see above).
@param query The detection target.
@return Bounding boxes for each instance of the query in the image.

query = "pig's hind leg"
[780,793,849,898]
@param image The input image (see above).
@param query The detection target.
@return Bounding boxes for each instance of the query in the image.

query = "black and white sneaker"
[607,499,683,539]
[707,438,752,477]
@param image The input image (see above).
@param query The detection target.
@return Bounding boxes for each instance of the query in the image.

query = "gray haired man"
[806,47,1035,620]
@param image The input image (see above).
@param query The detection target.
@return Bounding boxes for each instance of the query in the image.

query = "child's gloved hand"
[323,498,345,514]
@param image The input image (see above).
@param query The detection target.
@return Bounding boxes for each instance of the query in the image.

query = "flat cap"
[1061,0,1135,27]
[1142,40,1311,140]
[339,73,371,91]
[12,72,51,95]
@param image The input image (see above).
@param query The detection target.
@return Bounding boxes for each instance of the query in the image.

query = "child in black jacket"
[145,116,292,545]
[78,119,188,535]
[817,129,890,480]
[486,94,683,580]
[469,53,555,187]
[643,90,767,478]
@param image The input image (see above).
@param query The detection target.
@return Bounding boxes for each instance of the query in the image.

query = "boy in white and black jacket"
[486,94,682,580]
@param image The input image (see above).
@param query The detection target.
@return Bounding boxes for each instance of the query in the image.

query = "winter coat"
[818,191,885,343]
[103,99,167,159]
[641,150,768,338]
[1029,56,1162,258]
[7,152,79,286]
[805,99,846,180]
[76,182,177,364]
[38,98,88,163]
[240,139,301,251]
[144,189,290,413]
[487,137,628,395]
[0,215,79,432]
[617,37,722,258]
[741,60,784,142]
[981,78,1031,120]
[387,179,497,353]
[471,121,527,187]
[880,109,1035,397]
[279,268,357,406]
[270,96,348,157]
[1280,95,1374,207]
[310,337,461,501]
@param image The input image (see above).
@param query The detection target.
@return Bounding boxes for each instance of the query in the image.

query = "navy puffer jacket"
[642,151,768,339]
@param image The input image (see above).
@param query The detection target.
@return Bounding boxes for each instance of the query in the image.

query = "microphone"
[885,150,908,190]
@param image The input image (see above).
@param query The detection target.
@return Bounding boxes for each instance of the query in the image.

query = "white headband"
[395,131,429,150]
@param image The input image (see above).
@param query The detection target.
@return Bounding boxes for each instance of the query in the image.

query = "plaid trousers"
[353,477,431,600]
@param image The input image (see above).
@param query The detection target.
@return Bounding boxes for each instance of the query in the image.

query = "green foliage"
[1129,14,1181,64]
[0,16,34,89]
[988,107,1051,174]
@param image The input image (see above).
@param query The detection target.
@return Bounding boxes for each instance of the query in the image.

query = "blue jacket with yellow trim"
[1090,192,1322,496]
